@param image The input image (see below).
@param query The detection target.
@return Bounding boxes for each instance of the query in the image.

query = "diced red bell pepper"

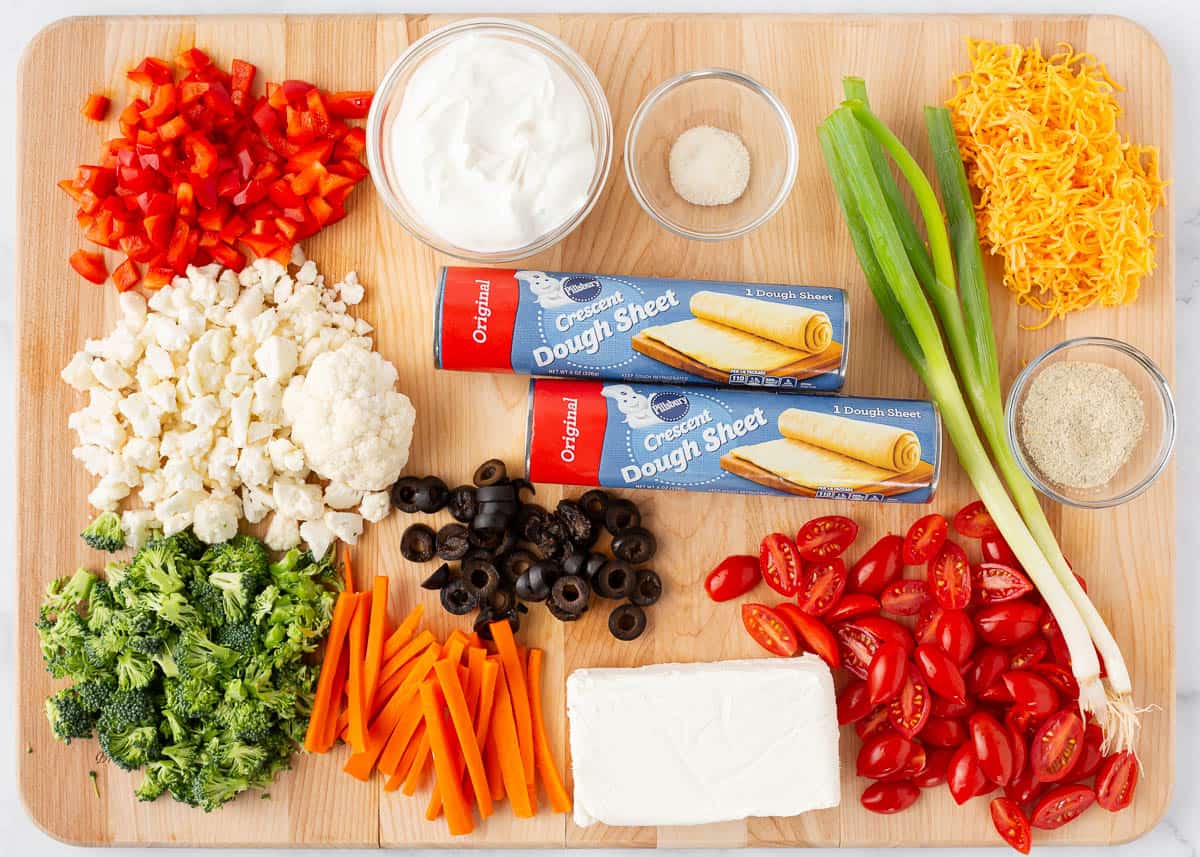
[305,89,331,136]
[127,57,174,87]
[165,220,192,272]
[279,79,314,107]
[136,191,174,217]
[176,48,212,71]
[119,98,148,136]
[57,179,86,204]
[143,213,173,248]
[274,216,299,242]
[231,59,256,109]
[209,241,245,271]
[81,93,111,121]
[199,229,221,248]
[74,165,117,195]
[267,242,294,265]
[203,82,236,118]
[231,179,267,207]
[76,189,103,216]
[143,266,175,289]
[317,170,356,199]
[334,126,366,159]
[289,160,327,196]
[238,232,279,257]
[326,91,373,119]
[85,210,119,248]
[119,233,155,262]
[285,139,334,172]
[176,182,196,219]
[285,106,317,145]
[178,80,210,104]
[140,84,178,126]
[157,115,190,141]
[69,248,108,284]
[331,158,369,181]
[112,257,141,291]
[183,133,219,176]
[219,215,247,244]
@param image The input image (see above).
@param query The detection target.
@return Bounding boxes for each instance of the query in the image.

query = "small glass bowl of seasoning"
[625,68,798,241]
[1005,337,1175,508]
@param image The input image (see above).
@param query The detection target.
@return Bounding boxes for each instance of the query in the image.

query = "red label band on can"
[525,379,608,487]
[434,267,520,372]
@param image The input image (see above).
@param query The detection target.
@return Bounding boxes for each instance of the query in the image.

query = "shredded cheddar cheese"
[947,39,1166,327]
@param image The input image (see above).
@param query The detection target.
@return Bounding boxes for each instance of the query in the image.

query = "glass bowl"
[624,68,798,241]
[366,18,613,263]
[1005,337,1175,508]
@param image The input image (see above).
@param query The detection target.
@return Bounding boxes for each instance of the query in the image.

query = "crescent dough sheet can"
[526,379,940,504]
[434,267,849,391]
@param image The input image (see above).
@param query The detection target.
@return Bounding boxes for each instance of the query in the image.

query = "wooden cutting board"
[16,12,1174,848]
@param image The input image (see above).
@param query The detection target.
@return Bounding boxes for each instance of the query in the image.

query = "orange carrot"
[382,604,425,662]
[304,591,356,752]
[402,730,432,796]
[322,643,351,749]
[383,768,405,792]
[442,633,468,670]
[526,648,572,813]
[491,669,535,818]
[377,628,436,688]
[342,544,354,593]
[362,575,389,709]
[377,694,427,777]
[433,658,493,818]
[489,620,535,790]
[419,681,474,836]
[345,592,371,753]
[427,645,490,820]
[483,656,506,801]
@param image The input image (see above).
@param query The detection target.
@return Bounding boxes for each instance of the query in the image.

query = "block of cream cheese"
[527,378,941,504]
[567,656,841,828]
[434,267,849,391]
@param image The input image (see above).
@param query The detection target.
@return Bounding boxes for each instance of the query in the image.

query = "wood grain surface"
[16,12,1174,849]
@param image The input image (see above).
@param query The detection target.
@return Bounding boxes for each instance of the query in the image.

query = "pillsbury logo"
[562,275,603,303]
[650,391,690,422]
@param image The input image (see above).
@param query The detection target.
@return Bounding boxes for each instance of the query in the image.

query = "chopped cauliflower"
[121,509,159,550]
[359,490,391,523]
[193,493,240,544]
[299,518,335,561]
[265,515,301,551]
[324,510,363,545]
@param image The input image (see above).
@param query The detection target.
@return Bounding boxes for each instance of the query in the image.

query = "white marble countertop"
[2,0,1195,854]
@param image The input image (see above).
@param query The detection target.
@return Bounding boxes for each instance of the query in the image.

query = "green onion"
[819,99,1136,748]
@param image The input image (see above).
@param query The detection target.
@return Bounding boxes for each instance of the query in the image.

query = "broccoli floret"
[81,511,125,553]
[205,535,269,589]
[129,542,188,595]
[139,591,201,629]
[115,650,156,690]
[189,763,252,812]
[43,568,97,617]
[86,580,118,631]
[207,572,254,623]
[162,528,206,560]
[173,631,238,682]
[187,577,230,627]
[102,689,157,726]
[75,678,117,713]
[164,677,220,720]
[97,715,160,771]
[45,687,96,743]
[215,621,258,655]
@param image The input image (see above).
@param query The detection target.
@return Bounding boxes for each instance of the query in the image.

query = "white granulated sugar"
[668,125,751,206]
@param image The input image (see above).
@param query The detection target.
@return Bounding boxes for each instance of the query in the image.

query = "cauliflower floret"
[88,475,131,511]
[359,490,391,523]
[92,359,132,390]
[241,485,274,524]
[207,436,239,487]
[119,291,148,327]
[181,394,222,430]
[267,437,307,476]
[273,479,325,521]
[144,344,177,381]
[73,445,115,477]
[251,378,284,421]
[265,514,301,551]
[118,392,164,439]
[193,493,241,544]
[103,325,144,368]
[228,389,253,448]
[338,272,365,305]
[324,510,363,545]
[296,260,318,285]
[122,436,160,471]
[324,481,363,511]
[61,352,96,391]
[254,335,298,382]
[299,518,335,561]
[121,509,158,550]
[285,343,415,492]
[236,443,272,487]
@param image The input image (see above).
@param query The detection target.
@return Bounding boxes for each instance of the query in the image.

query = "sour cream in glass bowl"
[367,19,613,263]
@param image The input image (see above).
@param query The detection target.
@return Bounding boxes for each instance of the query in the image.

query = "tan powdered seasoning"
[1017,361,1145,489]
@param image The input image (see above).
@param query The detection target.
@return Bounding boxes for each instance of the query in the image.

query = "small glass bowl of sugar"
[625,68,798,241]
[1005,337,1175,508]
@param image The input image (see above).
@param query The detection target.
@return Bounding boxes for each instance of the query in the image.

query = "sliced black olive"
[486,587,516,615]
[594,559,636,600]
[447,485,478,523]
[471,511,510,535]
[517,504,548,541]
[583,551,608,585]
[510,478,536,499]
[630,569,663,607]
[561,550,588,578]
[476,607,520,639]
[532,531,566,562]
[514,560,560,602]
[473,458,507,487]
[555,500,596,547]
[476,484,517,504]
[580,489,610,522]
[390,476,423,513]
[440,579,477,615]
[465,547,494,563]
[549,574,590,616]
[436,523,470,560]
[420,563,453,591]
[604,498,641,535]
[400,524,437,562]
[468,522,506,551]
[612,526,657,564]
[413,476,449,513]
[494,527,517,556]
[463,560,500,601]
[500,549,535,583]
[609,603,647,641]
[476,500,518,521]
[546,599,582,622]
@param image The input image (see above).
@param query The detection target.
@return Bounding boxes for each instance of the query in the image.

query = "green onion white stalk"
[817,87,1138,751]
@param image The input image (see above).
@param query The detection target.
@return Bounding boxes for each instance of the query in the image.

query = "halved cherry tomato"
[929,541,972,609]
[837,679,872,725]
[981,533,1020,567]
[922,716,967,749]
[857,732,915,779]
[882,742,927,783]
[914,643,967,703]
[1007,720,1028,781]
[1040,612,1073,667]
[971,712,1016,786]
[948,743,987,805]
[977,680,1014,704]
[968,647,1011,695]
[1030,709,1084,783]
[1095,751,1139,812]
[1030,662,1079,700]
[953,500,1000,539]
[849,615,915,653]
[932,696,975,719]
[860,780,920,814]
[759,533,804,597]
[825,593,880,623]
[1006,707,1040,739]
[741,603,799,657]
[913,747,953,788]
[1031,783,1095,829]
[903,514,948,565]
[914,602,945,646]
[1008,637,1049,670]
[936,609,976,666]
[1074,722,1105,779]
[1003,671,1059,719]
[1005,766,1046,806]
[704,554,760,602]
[834,622,880,679]
[775,603,839,669]
[975,601,1042,646]
[849,534,904,594]
[797,558,846,616]
[855,705,892,740]
[796,515,858,561]
[888,668,931,738]
[867,642,909,705]
[990,797,1032,854]
[881,578,932,616]
[972,563,1034,604]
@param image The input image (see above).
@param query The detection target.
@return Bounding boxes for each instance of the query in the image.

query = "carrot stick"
[484,730,505,802]
[345,592,371,753]
[526,648,572,813]
[489,620,535,789]
[402,729,432,796]
[304,591,356,752]
[378,629,436,688]
[433,658,493,818]
[377,695,427,777]
[322,643,350,749]
[382,604,425,662]
[491,670,535,818]
[427,645,489,819]
[473,658,501,808]
[342,544,354,593]
[362,575,389,709]
[419,681,474,836]
[443,634,468,669]
[383,768,405,792]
